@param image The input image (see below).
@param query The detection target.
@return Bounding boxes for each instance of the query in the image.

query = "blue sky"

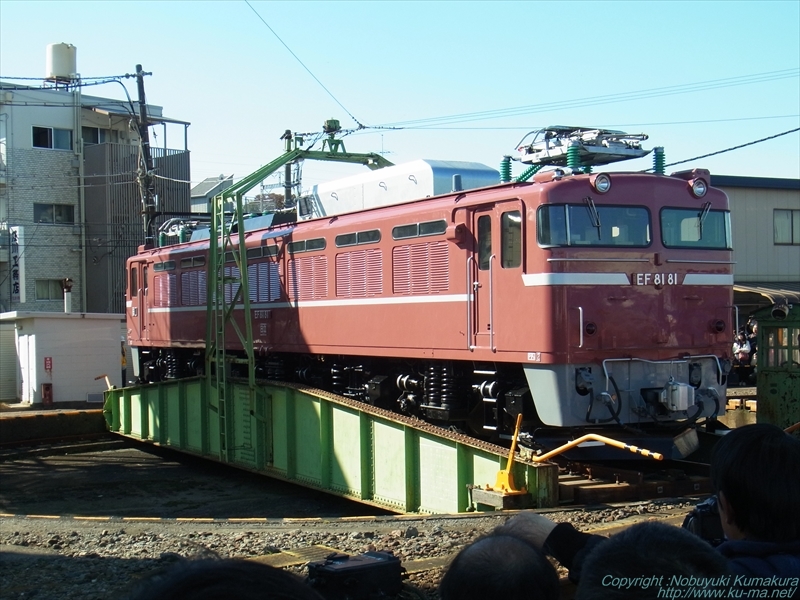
[1,1,798,190]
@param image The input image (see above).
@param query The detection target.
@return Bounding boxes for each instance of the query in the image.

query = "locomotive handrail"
[665,259,737,264]
[489,254,496,352]
[726,304,740,334]
[467,256,475,350]
[575,306,584,348]
[467,254,497,351]
[547,257,650,262]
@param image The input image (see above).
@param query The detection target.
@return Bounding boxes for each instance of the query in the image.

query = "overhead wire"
[646,127,800,171]
[243,0,365,129]
[375,69,799,129]
[345,114,800,132]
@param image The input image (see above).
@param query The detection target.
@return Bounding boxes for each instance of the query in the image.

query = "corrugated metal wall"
[722,186,800,283]
[84,144,190,313]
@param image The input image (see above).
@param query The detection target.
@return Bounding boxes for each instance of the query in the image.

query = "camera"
[681,495,726,547]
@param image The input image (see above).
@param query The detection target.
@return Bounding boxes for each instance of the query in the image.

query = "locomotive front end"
[522,166,733,441]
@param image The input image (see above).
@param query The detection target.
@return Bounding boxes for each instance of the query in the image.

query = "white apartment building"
[0,49,190,314]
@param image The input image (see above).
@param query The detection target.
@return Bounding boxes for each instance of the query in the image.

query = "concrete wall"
[0,311,123,404]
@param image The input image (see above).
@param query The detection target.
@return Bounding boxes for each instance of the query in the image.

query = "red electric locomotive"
[126,128,734,455]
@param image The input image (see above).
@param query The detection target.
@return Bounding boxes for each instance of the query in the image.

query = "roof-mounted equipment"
[518,126,651,167]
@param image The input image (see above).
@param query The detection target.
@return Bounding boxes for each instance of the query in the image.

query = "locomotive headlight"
[590,173,612,194]
[689,178,708,198]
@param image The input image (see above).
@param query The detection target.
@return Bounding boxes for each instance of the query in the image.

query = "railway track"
[554,458,710,505]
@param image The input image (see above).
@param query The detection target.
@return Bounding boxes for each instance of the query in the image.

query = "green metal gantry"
[206,123,394,461]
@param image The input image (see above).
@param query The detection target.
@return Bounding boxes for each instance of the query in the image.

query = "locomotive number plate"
[633,273,679,286]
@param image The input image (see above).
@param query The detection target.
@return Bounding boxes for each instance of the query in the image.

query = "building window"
[774,209,800,245]
[35,279,64,301]
[32,126,72,150]
[81,126,108,145]
[34,203,75,224]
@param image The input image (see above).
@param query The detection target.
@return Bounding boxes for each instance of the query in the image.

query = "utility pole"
[280,129,293,206]
[135,64,157,248]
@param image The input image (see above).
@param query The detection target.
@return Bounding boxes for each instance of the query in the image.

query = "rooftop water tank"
[45,43,77,81]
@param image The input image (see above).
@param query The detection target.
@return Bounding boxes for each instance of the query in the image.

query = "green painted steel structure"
[205,126,394,464]
[103,378,559,513]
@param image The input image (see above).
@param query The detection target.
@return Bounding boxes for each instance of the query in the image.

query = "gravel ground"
[0,500,697,600]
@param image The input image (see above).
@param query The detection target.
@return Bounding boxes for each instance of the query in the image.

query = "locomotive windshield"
[537,204,651,247]
[660,207,732,249]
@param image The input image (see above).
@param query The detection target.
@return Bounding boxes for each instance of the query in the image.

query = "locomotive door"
[129,260,149,342]
[469,208,495,350]
[468,201,525,352]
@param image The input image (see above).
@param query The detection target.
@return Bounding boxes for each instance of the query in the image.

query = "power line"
[348,114,800,133]
[243,0,365,129]
[652,127,800,170]
[376,69,800,129]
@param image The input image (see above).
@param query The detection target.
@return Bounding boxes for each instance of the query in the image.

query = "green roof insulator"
[584,165,593,174]
[158,232,167,248]
[653,147,665,175]
[180,227,191,243]
[515,163,544,182]
[500,155,512,183]
[567,141,581,170]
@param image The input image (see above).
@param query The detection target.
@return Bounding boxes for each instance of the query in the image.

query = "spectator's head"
[711,423,800,542]
[575,522,728,600]
[439,534,560,600]
[127,558,324,600]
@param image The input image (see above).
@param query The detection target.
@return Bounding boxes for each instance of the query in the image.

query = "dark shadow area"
[0,439,391,519]
[0,548,178,600]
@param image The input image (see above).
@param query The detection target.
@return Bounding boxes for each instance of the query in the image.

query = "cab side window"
[130,267,138,298]
[501,210,522,268]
